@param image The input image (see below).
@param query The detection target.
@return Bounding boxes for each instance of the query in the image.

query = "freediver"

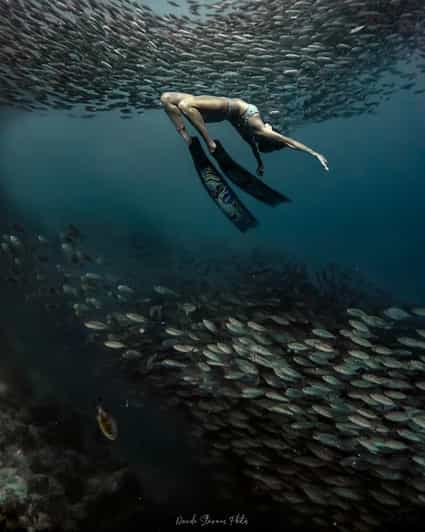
[160,92,329,176]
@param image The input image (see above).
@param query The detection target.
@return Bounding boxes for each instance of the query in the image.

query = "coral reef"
[0,358,144,531]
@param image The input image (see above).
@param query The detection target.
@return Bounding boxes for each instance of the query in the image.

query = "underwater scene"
[1,0,425,530]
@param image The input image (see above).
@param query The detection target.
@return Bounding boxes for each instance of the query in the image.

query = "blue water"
[1,73,424,302]
[1,45,425,519]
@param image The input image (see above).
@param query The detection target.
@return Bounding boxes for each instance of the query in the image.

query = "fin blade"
[189,137,258,232]
[212,140,291,206]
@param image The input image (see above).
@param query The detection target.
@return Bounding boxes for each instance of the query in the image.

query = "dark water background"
[0,2,424,526]
[2,68,425,302]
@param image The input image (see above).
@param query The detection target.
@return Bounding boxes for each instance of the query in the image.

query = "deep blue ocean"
[1,1,425,529]
[2,69,424,301]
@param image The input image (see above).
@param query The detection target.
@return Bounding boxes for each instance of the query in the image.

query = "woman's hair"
[255,126,285,153]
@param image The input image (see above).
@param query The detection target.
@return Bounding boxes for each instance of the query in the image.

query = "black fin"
[188,137,258,232]
[212,140,291,206]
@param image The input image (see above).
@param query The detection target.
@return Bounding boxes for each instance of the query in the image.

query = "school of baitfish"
[0,0,424,131]
[3,225,425,531]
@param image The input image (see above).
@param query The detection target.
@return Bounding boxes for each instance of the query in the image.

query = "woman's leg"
[160,92,192,144]
[178,96,227,152]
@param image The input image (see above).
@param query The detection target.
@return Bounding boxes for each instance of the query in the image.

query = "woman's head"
[256,124,285,153]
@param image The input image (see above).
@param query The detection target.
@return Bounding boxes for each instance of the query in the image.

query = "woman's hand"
[316,153,329,171]
[208,140,217,153]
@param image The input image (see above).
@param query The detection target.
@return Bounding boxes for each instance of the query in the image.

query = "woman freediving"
[160,92,329,176]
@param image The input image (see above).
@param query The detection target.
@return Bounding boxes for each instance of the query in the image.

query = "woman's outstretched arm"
[255,126,329,171]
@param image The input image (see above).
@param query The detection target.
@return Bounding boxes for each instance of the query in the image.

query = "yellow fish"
[96,400,118,441]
